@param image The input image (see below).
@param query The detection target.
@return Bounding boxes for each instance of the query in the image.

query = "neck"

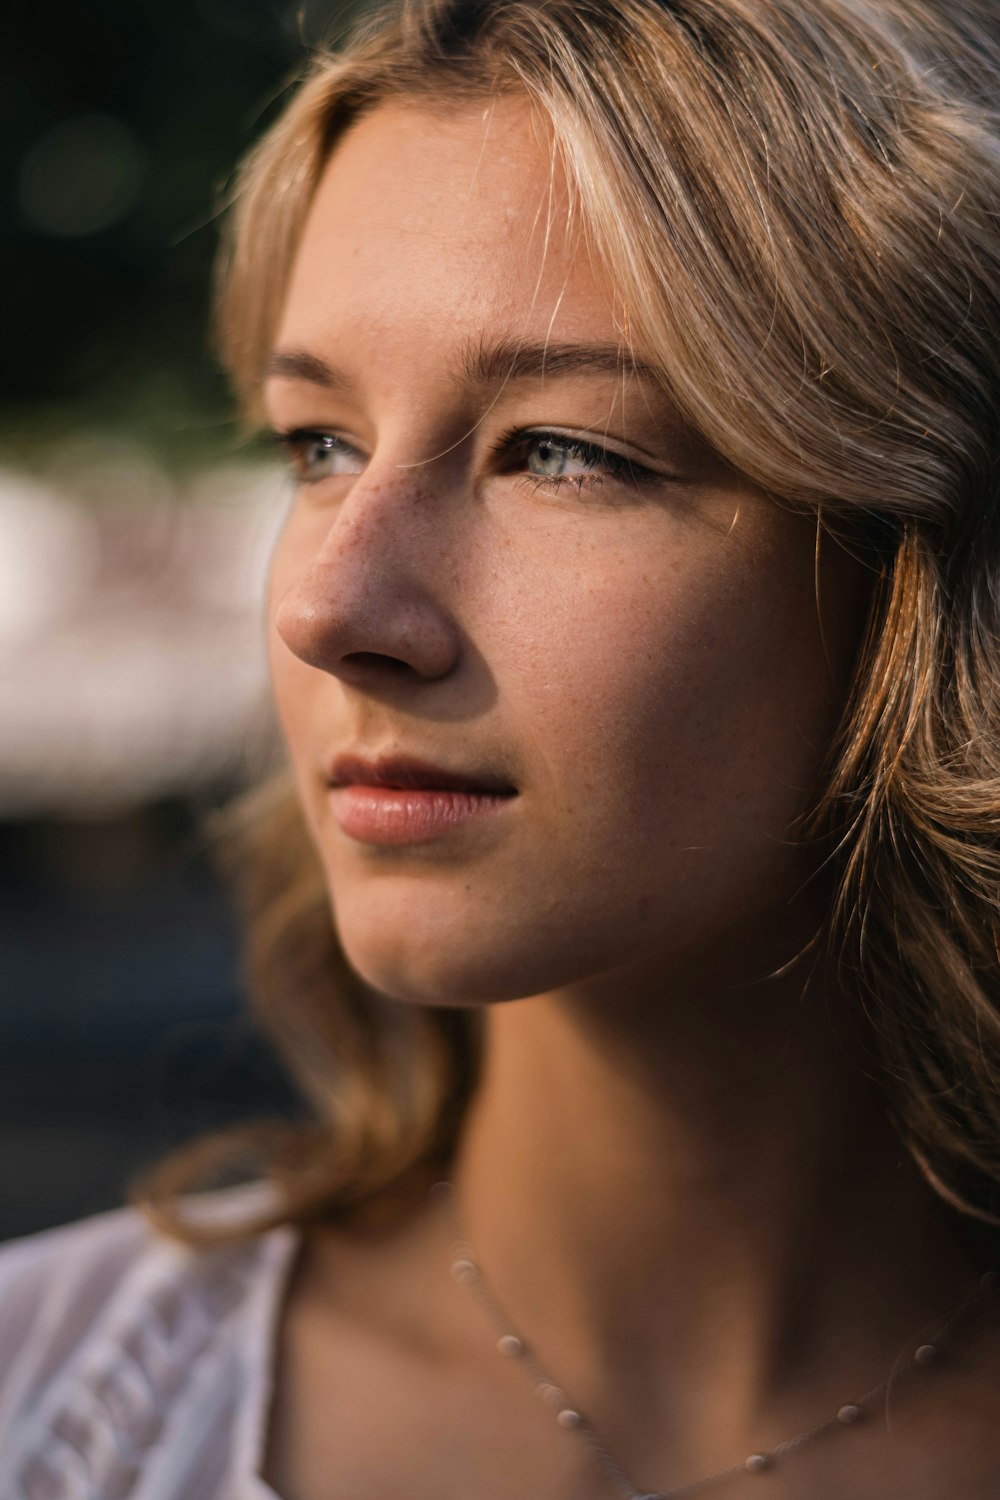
[446,906,980,1481]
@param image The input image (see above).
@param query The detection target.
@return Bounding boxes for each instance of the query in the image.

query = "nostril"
[343,651,413,674]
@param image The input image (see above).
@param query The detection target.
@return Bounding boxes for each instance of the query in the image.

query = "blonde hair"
[135,0,1000,1243]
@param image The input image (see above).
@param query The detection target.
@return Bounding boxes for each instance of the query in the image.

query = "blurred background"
[1,0,372,1239]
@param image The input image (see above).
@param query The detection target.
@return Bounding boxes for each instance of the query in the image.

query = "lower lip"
[329,786,514,846]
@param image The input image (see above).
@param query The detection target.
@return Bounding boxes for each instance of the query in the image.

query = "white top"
[0,1187,302,1500]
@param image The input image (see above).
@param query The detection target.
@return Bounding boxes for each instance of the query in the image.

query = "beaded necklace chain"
[432,1179,999,1500]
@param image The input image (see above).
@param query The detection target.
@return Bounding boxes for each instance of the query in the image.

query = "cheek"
[265,542,325,796]
[268,627,312,743]
[500,528,843,902]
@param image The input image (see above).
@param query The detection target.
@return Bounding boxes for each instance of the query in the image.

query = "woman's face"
[265,96,867,1006]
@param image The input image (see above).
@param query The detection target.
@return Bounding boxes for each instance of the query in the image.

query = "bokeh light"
[17,115,146,238]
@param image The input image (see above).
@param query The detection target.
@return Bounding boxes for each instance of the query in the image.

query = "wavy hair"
[134,0,1000,1243]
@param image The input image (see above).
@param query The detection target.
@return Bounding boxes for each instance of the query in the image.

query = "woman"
[2,1,1000,1496]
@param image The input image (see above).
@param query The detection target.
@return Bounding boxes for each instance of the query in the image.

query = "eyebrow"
[457,335,665,387]
[264,337,666,390]
[264,349,346,387]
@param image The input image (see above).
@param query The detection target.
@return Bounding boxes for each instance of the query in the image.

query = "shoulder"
[0,1182,279,1387]
[0,1184,298,1500]
[0,1203,154,1373]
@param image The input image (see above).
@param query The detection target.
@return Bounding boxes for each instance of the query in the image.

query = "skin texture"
[267,98,864,1010]
[262,98,1000,1500]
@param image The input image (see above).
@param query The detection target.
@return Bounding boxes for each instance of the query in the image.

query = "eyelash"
[267,426,655,493]
[489,427,652,493]
[268,429,358,485]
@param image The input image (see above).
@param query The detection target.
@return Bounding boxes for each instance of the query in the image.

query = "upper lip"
[327,754,517,796]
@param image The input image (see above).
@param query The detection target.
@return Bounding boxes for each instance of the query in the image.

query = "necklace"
[432,1179,998,1500]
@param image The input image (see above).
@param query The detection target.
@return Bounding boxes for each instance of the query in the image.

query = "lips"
[326,754,517,846]
[328,754,517,797]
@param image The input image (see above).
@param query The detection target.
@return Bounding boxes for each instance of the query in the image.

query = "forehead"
[275,96,624,376]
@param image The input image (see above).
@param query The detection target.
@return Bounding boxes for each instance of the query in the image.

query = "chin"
[334,922,542,1008]
[327,886,648,1009]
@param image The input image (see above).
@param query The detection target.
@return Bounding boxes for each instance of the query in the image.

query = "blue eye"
[270,429,365,484]
[501,430,648,492]
[526,436,595,479]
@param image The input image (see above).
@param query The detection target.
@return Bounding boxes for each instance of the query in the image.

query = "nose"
[271,467,462,686]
